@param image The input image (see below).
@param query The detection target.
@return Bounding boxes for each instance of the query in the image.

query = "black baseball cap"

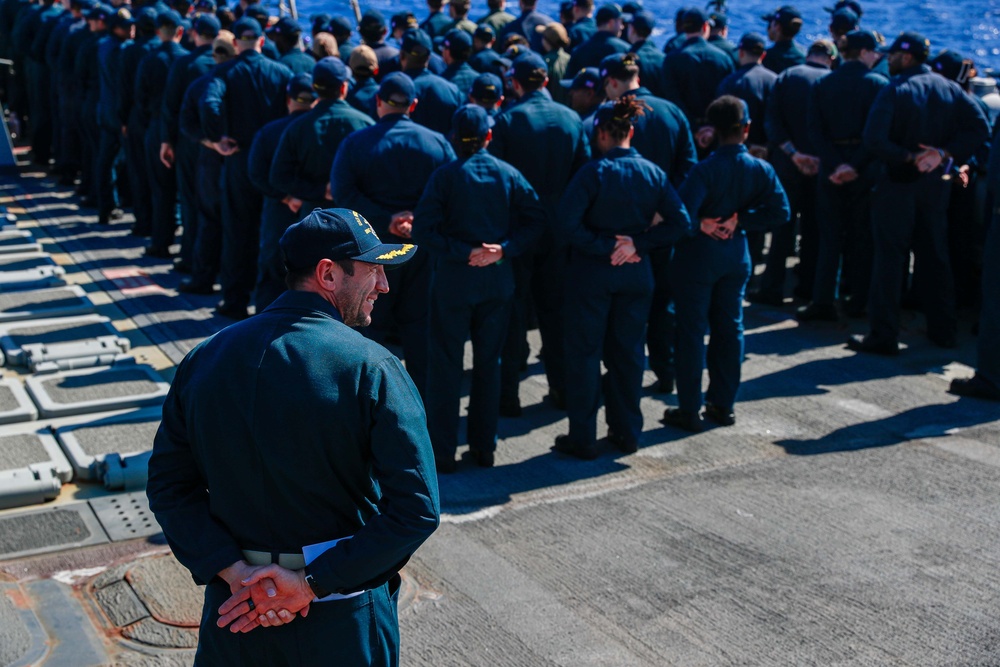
[842,29,876,52]
[559,66,600,89]
[595,3,622,24]
[738,32,767,54]
[470,73,503,101]
[192,13,221,37]
[280,208,418,270]
[599,52,639,80]
[762,5,802,27]
[231,17,263,40]
[287,73,317,104]
[880,30,930,61]
[378,71,417,107]
[401,28,433,57]
[824,0,862,17]
[829,7,859,33]
[441,28,472,59]
[679,7,710,33]
[268,16,303,36]
[511,53,548,86]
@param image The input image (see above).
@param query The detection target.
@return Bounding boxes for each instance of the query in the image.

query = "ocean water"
[288,0,1000,72]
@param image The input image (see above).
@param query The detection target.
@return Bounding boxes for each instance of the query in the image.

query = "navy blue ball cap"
[192,13,221,37]
[762,5,802,26]
[511,52,547,86]
[268,16,302,35]
[281,208,418,270]
[231,16,263,40]
[559,0,574,14]
[679,7,710,32]
[621,0,642,14]
[287,72,317,103]
[452,104,491,141]
[360,9,387,30]
[329,15,352,35]
[470,72,503,101]
[87,4,114,21]
[595,3,622,24]
[559,66,600,89]
[70,0,97,10]
[442,28,472,58]
[110,6,135,29]
[738,32,767,53]
[390,12,417,32]
[824,0,862,17]
[244,3,269,24]
[599,52,639,80]
[930,48,974,84]
[378,71,416,107]
[194,0,216,12]
[829,7,859,32]
[880,30,930,60]
[624,9,655,32]
[842,29,876,52]
[708,11,727,28]
[134,6,157,29]
[313,56,350,91]
[474,24,495,42]
[401,28,433,56]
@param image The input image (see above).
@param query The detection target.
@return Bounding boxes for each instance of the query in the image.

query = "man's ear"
[315,258,339,290]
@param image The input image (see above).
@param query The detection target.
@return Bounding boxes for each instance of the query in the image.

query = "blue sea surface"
[287,0,1000,72]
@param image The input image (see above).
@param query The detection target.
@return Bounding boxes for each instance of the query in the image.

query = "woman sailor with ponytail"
[554,95,692,460]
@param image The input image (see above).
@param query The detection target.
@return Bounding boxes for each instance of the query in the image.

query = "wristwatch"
[303,566,331,599]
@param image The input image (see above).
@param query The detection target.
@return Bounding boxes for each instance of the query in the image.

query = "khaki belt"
[242,549,306,570]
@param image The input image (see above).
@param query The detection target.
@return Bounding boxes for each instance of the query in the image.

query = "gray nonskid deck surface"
[0,385,19,412]
[5,321,117,347]
[39,369,161,404]
[71,420,159,457]
[0,433,53,470]
[0,288,88,314]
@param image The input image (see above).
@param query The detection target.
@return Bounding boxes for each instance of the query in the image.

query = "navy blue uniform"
[271,98,375,214]
[346,76,379,119]
[672,144,789,414]
[147,289,439,666]
[331,114,456,395]
[18,1,62,163]
[661,36,734,128]
[497,8,552,53]
[623,87,697,394]
[807,59,887,312]
[75,26,105,202]
[405,68,463,136]
[94,32,129,223]
[279,46,315,74]
[42,11,81,176]
[412,149,546,463]
[118,33,160,235]
[200,49,293,314]
[368,40,400,78]
[975,127,1000,389]
[560,147,690,449]
[267,98,374,299]
[708,34,739,66]
[489,89,590,407]
[567,16,595,50]
[629,39,666,99]
[420,9,451,39]
[136,39,190,252]
[763,39,805,75]
[179,68,227,289]
[715,63,776,149]
[468,46,501,73]
[758,61,830,302]
[247,110,310,311]
[861,63,990,346]
[566,30,630,76]
[442,61,478,97]
[161,43,215,264]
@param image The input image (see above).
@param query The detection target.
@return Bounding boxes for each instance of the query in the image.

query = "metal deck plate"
[54,408,160,481]
[24,365,169,418]
[0,285,94,324]
[0,230,40,255]
[89,492,161,542]
[0,315,126,367]
[0,502,108,561]
[0,252,56,272]
[0,424,73,481]
[0,378,37,424]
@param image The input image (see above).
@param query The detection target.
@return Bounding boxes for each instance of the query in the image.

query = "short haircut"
[706,94,749,141]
